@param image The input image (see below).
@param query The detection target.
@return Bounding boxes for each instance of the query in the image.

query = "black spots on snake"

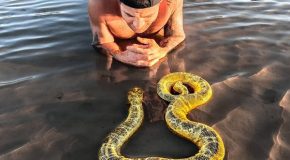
[114,127,127,137]
[195,155,210,160]
[106,148,114,156]
[166,111,183,129]
[203,150,211,156]
[99,145,114,159]
[200,128,215,138]
[175,119,181,125]
[197,82,209,96]
[122,121,132,128]
[167,111,175,120]
[104,133,118,144]
[193,125,203,132]
[168,111,181,124]
[130,105,139,113]
[130,110,138,118]
[105,134,119,145]
[99,155,109,160]
[108,134,120,144]
[198,77,204,84]
[206,137,215,142]
[108,157,119,160]
[107,156,121,160]
[181,122,194,131]
[207,142,219,155]
[165,94,175,102]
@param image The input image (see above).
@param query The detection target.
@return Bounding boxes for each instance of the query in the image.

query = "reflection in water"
[93,41,185,82]
[1,0,290,159]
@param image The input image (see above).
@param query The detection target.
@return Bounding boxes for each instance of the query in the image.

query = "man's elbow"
[176,33,186,43]
[180,34,186,42]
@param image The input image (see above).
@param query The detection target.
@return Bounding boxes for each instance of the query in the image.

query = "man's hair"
[120,0,161,9]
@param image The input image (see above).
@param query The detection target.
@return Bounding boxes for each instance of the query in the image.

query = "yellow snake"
[99,72,225,160]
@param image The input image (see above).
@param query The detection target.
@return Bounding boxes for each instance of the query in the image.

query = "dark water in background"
[0,0,290,160]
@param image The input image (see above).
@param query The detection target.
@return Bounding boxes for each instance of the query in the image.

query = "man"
[88,0,185,67]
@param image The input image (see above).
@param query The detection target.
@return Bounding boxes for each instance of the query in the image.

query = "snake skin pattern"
[99,72,225,160]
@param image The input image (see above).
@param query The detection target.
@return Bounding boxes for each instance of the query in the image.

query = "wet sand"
[0,0,290,160]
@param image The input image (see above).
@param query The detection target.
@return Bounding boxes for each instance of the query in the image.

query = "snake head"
[128,87,144,105]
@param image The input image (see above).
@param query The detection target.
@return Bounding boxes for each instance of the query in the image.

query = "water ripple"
[0,63,93,88]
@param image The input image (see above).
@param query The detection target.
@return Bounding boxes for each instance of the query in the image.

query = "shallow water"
[0,0,290,159]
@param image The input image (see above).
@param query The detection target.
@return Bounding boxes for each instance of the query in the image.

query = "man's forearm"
[100,42,122,56]
[161,35,186,54]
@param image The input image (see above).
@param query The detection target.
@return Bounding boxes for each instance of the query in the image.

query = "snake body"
[99,72,225,160]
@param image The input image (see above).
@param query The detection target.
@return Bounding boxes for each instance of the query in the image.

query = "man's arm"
[161,0,186,53]
[88,0,120,52]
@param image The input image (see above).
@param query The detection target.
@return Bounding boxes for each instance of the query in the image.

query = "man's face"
[120,2,160,33]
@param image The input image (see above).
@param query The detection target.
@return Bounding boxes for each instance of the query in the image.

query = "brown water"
[1,0,290,160]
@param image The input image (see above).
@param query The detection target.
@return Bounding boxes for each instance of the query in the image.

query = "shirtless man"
[88,0,185,67]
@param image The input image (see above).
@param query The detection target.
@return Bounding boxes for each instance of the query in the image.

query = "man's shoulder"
[170,0,183,8]
[176,0,184,6]
[164,0,182,13]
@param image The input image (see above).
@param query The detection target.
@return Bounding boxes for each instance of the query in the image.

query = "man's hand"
[125,37,167,67]
[113,49,158,67]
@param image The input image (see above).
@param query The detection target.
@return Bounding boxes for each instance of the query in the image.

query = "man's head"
[120,0,161,33]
